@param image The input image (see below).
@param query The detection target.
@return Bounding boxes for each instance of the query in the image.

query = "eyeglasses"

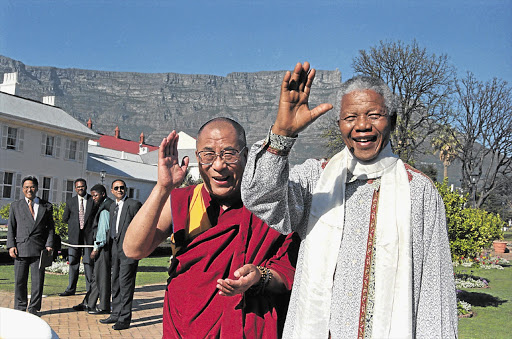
[197,147,246,165]
[113,186,126,191]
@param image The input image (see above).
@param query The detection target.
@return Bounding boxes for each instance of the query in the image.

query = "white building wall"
[0,119,89,209]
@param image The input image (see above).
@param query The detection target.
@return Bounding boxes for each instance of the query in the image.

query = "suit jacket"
[7,197,55,257]
[63,194,97,245]
[110,197,142,263]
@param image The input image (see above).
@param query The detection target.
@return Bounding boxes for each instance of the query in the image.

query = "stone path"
[0,283,166,338]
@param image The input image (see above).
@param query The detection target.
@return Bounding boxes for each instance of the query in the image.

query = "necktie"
[111,203,119,239]
[28,200,35,218]
[79,198,85,229]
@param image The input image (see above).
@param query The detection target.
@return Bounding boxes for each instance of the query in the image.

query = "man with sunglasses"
[99,179,142,330]
[124,117,299,338]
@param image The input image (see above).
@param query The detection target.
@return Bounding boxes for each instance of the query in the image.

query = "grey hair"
[339,76,398,117]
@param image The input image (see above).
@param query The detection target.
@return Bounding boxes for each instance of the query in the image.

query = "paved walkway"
[0,283,166,338]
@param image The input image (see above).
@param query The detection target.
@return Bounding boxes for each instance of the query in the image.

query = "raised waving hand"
[272,62,333,137]
[158,130,189,191]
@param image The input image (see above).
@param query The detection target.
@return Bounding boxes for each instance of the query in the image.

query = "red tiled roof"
[94,134,159,154]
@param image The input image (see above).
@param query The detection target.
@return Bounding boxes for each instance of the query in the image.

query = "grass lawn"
[0,256,170,296]
[456,260,512,339]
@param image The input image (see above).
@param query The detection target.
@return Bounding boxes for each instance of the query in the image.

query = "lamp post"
[100,170,106,185]
[469,172,478,207]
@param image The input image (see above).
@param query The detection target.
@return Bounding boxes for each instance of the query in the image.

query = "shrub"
[0,203,10,219]
[52,202,68,238]
[436,179,505,259]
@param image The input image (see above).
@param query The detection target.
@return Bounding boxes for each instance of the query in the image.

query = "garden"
[1,182,511,337]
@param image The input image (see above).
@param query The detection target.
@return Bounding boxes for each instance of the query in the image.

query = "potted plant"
[492,239,508,253]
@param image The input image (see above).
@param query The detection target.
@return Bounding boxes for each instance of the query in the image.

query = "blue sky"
[1,0,511,84]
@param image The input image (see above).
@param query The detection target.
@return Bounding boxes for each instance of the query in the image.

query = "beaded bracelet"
[246,266,273,296]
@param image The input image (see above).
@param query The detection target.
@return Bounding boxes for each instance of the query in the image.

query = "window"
[1,172,14,199]
[62,179,74,202]
[41,177,51,201]
[39,176,57,203]
[41,134,61,157]
[127,187,139,199]
[1,125,24,151]
[65,139,84,162]
[0,171,22,200]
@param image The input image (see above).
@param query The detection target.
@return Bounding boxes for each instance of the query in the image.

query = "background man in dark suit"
[85,184,114,315]
[60,178,97,310]
[99,179,142,330]
[7,176,55,316]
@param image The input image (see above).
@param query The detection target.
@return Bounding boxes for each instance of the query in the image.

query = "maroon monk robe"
[163,184,299,338]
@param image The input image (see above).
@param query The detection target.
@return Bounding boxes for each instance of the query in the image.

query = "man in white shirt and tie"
[7,176,55,315]
[59,179,97,311]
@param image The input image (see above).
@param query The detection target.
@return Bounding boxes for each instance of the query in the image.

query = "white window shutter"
[41,134,46,155]
[1,125,7,149]
[14,173,21,200]
[51,178,58,203]
[136,189,140,199]
[0,171,4,185]
[78,141,84,162]
[18,129,24,151]
[55,136,61,158]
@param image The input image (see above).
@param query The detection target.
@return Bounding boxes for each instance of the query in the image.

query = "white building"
[85,123,199,203]
[0,73,99,210]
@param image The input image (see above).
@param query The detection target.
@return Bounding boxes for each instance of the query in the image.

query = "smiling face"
[22,180,38,200]
[339,89,395,162]
[75,180,87,197]
[196,121,247,208]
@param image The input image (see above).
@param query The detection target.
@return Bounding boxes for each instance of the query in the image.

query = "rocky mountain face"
[0,55,342,163]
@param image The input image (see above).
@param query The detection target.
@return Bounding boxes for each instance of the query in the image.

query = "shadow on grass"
[137,266,168,273]
[134,284,167,293]
[457,290,508,307]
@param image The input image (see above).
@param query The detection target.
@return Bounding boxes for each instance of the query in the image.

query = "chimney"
[87,118,92,129]
[0,72,18,95]
[42,95,55,106]
[139,132,145,145]
[115,126,120,138]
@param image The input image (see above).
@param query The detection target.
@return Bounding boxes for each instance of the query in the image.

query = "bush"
[0,203,10,220]
[436,179,505,259]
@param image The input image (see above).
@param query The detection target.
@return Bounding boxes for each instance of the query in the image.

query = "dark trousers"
[111,240,138,324]
[66,245,93,296]
[14,256,45,313]
[86,246,112,311]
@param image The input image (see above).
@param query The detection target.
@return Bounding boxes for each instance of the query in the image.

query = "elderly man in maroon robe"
[124,117,299,338]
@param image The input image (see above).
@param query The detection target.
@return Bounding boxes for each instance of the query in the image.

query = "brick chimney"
[87,118,92,129]
[139,132,145,145]
[115,126,120,138]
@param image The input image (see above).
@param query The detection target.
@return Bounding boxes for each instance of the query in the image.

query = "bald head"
[197,117,246,149]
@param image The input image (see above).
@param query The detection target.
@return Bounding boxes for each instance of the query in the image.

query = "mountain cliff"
[0,55,342,163]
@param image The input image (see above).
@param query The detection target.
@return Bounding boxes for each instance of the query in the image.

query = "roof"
[93,134,159,154]
[0,92,98,138]
[140,148,198,166]
[87,151,157,182]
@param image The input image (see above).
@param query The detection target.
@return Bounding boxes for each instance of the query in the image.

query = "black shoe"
[112,322,130,330]
[28,310,41,317]
[72,304,89,312]
[100,316,118,324]
[59,291,75,296]
[88,307,110,315]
